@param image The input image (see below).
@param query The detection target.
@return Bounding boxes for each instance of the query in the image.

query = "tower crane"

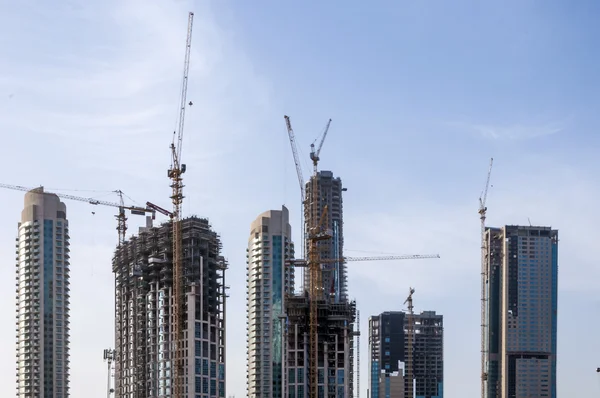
[169,11,194,398]
[284,115,306,205]
[284,115,307,263]
[284,116,440,398]
[284,116,333,263]
[0,183,154,246]
[310,118,332,174]
[479,158,493,398]
[404,287,416,398]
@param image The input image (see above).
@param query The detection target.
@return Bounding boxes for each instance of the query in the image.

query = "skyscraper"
[15,188,70,398]
[369,311,443,398]
[246,206,295,398]
[484,225,558,398]
[303,170,346,302]
[288,168,356,398]
[112,217,227,398]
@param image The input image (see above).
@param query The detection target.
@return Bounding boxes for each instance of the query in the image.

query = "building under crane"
[112,216,227,398]
[168,11,194,398]
[283,116,440,398]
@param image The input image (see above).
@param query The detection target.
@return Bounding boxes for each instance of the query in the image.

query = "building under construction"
[285,295,357,398]
[303,170,346,303]
[410,311,443,398]
[369,311,443,398]
[112,216,227,398]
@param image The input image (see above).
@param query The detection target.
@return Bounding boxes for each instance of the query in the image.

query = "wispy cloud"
[446,120,565,141]
[472,122,562,140]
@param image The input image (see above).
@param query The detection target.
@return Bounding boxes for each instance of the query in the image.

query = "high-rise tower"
[485,225,558,398]
[112,217,227,398]
[15,188,70,398]
[246,206,295,398]
[369,311,443,398]
[303,170,345,302]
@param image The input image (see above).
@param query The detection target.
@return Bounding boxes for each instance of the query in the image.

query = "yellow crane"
[404,287,415,398]
[284,116,440,398]
[169,11,194,398]
[479,158,493,398]
[0,183,153,246]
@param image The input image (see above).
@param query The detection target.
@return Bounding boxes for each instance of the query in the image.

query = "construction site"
[285,295,357,398]
[279,115,442,398]
[6,11,442,396]
[112,217,227,397]
[4,2,590,397]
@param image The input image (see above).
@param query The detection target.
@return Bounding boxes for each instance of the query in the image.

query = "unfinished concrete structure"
[112,217,227,398]
[303,171,346,302]
[285,296,356,398]
[369,311,443,398]
[410,311,443,398]
[246,206,295,398]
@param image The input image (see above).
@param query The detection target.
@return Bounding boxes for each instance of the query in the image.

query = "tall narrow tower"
[16,187,70,398]
[485,225,558,398]
[303,170,345,302]
[246,206,295,398]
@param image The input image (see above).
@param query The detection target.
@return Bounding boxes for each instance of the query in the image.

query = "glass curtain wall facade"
[16,188,70,398]
[369,312,405,398]
[246,206,294,398]
[485,225,558,398]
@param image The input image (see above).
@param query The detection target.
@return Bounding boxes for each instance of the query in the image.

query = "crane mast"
[169,11,194,398]
[479,158,493,398]
[305,118,334,398]
[284,116,440,398]
[404,288,415,398]
[308,190,331,398]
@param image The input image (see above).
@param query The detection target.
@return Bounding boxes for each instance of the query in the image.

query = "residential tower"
[246,206,295,397]
[15,188,70,397]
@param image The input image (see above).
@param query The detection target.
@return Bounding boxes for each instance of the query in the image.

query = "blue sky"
[1,0,599,397]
